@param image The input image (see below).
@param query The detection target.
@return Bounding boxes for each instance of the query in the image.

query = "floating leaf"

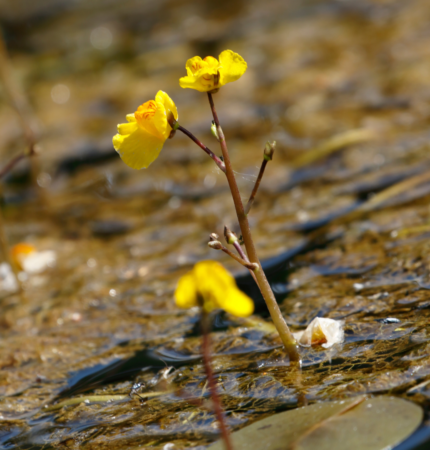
[208,396,422,450]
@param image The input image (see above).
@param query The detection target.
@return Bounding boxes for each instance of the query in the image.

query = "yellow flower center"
[135,100,157,123]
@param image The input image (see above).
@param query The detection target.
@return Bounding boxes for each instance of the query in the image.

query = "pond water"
[1,0,430,448]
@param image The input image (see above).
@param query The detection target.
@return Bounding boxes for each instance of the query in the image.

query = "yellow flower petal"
[203,56,219,69]
[175,272,198,309]
[174,261,254,317]
[179,75,206,92]
[117,121,138,135]
[134,100,169,140]
[156,90,178,121]
[180,56,220,92]
[180,50,247,92]
[218,50,247,85]
[194,261,236,298]
[220,287,254,317]
[113,126,164,169]
[113,92,178,170]
[185,56,206,75]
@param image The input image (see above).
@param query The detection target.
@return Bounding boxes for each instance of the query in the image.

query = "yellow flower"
[179,50,247,93]
[112,91,178,169]
[175,260,254,317]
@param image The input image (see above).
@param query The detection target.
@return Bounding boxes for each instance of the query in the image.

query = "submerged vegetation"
[1,0,430,449]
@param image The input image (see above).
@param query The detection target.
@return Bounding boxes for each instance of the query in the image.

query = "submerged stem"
[201,310,233,450]
[207,92,300,364]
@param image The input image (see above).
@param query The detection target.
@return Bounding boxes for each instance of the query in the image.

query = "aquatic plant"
[113,49,302,449]
[112,49,300,362]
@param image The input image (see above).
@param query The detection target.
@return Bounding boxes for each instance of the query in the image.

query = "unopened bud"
[209,233,219,241]
[211,121,220,141]
[264,141,276,161]
[208,240,223,250]
[224,226,238,245]
[247,262,259,271]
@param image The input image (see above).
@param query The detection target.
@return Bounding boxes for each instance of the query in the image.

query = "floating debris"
[0,262,18,292]
[11,243,56,274]
[294,317,344,348]
[375,318,400,324]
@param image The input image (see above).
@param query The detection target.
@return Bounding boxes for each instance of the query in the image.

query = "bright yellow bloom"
[175,260,254,317]
[112,91,178,169]
[179,50,247,93]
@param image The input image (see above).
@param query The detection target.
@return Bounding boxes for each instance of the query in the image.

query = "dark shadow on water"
[236,229,343,313]
[55,347,201,401]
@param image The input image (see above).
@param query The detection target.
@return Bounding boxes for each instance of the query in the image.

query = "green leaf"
[208,396,423,450]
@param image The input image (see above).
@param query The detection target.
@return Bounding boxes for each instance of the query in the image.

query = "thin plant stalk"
[244,157,269,215]
[220,245,256,270]
[207,92,300,364]
[200,309,233,450]
[209,239,257,270]
[178,125,226,173]
[0,153,28,179]
[231,239,259,287]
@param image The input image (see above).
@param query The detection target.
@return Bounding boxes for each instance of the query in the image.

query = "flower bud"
[209,233,219,241]
[264,141,276,161]
[208,240,223,250]
[211,121,220,141]
[224,226,238,245]
[247,262,259,271]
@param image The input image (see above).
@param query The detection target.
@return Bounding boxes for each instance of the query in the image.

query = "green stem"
[207,92,300,364]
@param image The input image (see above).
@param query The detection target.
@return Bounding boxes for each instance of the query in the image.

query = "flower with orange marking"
[113,91,178,169]
[179,50,247,93]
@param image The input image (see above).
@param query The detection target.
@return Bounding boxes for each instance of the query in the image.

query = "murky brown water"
[1,0,430,448]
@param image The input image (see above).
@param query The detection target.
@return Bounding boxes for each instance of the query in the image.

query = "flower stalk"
[178,125,226,173]
[200,308,233,450]
[208,238,258,271]
[207,92,301,364]
[244,141,275,215]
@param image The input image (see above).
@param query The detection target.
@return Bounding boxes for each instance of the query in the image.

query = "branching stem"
[178,125,226,173]
[207,92,300,364]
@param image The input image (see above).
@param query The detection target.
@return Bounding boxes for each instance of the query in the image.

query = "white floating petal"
[0,262,18,292]
[294,317,344,348]
[21,250,57,274]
